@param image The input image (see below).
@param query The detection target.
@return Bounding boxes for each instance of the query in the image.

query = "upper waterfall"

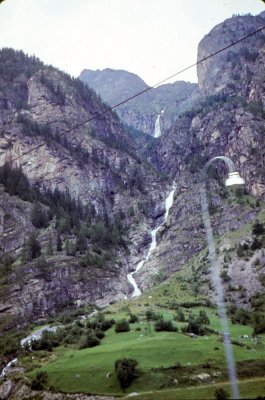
[154,109,165,138]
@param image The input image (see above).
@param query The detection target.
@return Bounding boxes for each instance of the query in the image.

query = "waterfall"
[154,115,161,138]
[154,109,165,138]
[127,184,176,297]
[0,358,17,377]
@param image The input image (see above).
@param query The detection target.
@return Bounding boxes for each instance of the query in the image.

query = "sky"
[0,0,264,86]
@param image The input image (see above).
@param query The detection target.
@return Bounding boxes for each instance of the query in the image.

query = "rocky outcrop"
[0,49,169,324]
[134,12,265,301]
[1,11,265,326]
[197,11,265,98]
[0,379,114,400]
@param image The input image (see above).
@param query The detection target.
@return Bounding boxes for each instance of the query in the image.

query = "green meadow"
[25,267,265,399]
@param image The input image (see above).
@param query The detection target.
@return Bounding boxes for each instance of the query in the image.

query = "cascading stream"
[127,184,176,297]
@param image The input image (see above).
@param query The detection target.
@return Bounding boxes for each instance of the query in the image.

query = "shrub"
[79,333,100,349]
[252,221,264,236]
[128,314,139,323]
[146,310,161,321]
[155,318,177,332]
[115,358,138,389]
[175,309,185,322]
[31,371,48,390]
[215,387,230,400]
[115,319,130,333]
[199,310,210,325]
[31,330,60,351]
[253,313,265,334]
[251,238,263,251]
[181,315,207,336]
[101,319,115,331]
[94,329,105,340]
[230,308,251,325]
[220,270,231,283]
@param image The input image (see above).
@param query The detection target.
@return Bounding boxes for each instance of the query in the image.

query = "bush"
[181,315,207,336]
[31,371,48,390]
[128,314,139,323]
[215,387,230,400]
[101,319,115,331]
[199,310,210,325]
[253,313,265,334]
[115,319,130,333]
[79,333,100,349]
[115,358,138,389]
[31,330,60,351]
[146,310,161,321]
[154,318,177,332]
[175,309,185,322]
[252,221,264,236]
[230,308,251,325]
[94,329,105,340]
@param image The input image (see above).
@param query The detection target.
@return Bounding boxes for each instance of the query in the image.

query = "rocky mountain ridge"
[79,68,199,136]
[135,11,265,301]
[1,11,265,329]
[0,48,170,327]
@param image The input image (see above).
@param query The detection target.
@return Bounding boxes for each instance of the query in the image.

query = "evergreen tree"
[27,232,41,259]
[56,232,62,251]
[31,202,49,229]
[47,233,54,255]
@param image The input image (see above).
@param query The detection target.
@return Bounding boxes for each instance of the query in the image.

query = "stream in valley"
[127,184,176,297]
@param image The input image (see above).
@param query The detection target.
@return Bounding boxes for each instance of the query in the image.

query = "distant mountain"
[79,68,149,105]
[79,68,200,135]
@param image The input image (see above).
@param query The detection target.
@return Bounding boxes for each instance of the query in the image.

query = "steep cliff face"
[1,11,265,327]
[197,11,265,98]
[0,49,169,325]
[135,12,265,306]
[79,68,199,136]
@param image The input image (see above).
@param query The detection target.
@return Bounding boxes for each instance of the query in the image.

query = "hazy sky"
[0,0,264,85]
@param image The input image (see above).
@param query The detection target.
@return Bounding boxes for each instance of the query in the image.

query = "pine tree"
[27,232,41,260]
[47,233,54,255]
[56,232,62,251]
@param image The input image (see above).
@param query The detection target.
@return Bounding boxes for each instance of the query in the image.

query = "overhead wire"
[3,23,265,165]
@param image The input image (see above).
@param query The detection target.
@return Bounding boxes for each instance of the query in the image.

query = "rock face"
[197,11,265,97]
[0,379,114,400]
[135,11,265,300]
[79,68,200,135]
[0,49,169,325]
[1,11,265,327]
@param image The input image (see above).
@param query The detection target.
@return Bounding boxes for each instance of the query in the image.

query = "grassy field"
[122,377,265,399]
[26,298,265,397]
[24,225,265,398]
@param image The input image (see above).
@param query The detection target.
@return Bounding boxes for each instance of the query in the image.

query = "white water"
[0,358,17,377]
[127,185,176,297]
[1,326,58,377]
[154,109,165,138]
[154,115,161,138]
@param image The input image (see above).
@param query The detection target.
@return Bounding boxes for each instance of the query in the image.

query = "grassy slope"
[25,200,265,397]
[124,377,265,400]
[27,268,265,397]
